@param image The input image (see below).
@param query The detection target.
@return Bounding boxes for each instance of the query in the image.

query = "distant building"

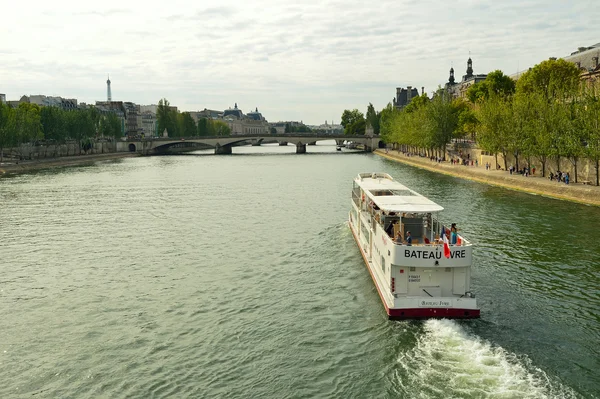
[308,120,343,134]
[123,102,141,136]
[564,43,600,82]
[95,101,126,136]
[445,58,487,98]
[510,43,600,83]
[393,86,421,109]
[140,111,158,137]
[0,93,5,104]
[222,103,269,135]
[188,108,222,123]
[20,94,78,110]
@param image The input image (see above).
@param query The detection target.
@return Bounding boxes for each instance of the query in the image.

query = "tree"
[211,120,231,136]
[99,112,122,140]
[516,58,580,99]
[366,103,380,135]
[466,70,515,103]
[427,89,458,156]
[453,98,478,142]
[578,82,600,185]
[157,98,178,137]
[404,94,429,113]
[340,109,365,135]
[0,102,16,162]
[197,118,210,136]
[179,112,197,137]
[510,92,537,171]
[476,95,510,169]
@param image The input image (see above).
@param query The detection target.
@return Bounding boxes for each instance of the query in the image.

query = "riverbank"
[0,152,139,176]
[375,149,600,207]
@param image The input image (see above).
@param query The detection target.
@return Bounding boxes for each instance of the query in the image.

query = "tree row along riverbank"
[0,152,139,176]
[375,149,600,207]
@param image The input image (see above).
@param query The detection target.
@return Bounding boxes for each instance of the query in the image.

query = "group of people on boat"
[387,222,460,246]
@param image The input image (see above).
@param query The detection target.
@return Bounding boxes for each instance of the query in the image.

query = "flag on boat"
[443,234,451,258]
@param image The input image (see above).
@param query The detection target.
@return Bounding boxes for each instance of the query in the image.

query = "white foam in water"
[395,319,579,399]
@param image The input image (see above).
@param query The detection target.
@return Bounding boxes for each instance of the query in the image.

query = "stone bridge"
[116,134,385,155]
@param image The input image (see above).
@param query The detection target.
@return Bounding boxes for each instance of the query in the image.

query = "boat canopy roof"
[355,173,444,213]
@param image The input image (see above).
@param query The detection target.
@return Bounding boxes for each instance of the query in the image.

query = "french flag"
[443,234,451,259]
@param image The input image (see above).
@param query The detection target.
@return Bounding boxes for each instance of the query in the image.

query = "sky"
[1,0,598,125]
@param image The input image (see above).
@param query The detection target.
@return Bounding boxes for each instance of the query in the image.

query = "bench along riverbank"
[375,149,600,207]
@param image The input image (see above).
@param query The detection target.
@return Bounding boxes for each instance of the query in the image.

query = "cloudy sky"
[1,0,598,124]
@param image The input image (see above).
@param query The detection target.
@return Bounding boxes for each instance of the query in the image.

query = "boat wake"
[393,319,580,399]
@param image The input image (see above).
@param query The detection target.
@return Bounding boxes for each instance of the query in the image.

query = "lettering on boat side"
[408,275,420,283]
[404,250,466,259]
[420,300,452,307]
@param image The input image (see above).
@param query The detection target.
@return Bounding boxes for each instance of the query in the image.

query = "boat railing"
[387,232,471,247]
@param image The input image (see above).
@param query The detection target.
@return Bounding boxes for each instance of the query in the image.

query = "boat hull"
[349,217,480,320]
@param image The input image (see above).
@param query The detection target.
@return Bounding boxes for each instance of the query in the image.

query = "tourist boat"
[348,173,479,319]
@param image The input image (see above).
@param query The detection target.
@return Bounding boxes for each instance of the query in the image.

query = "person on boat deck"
[395,231,403,244]
[450,223,458,245]
[405,231,412,246]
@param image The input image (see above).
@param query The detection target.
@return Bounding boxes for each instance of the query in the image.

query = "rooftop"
[355,173,444,213]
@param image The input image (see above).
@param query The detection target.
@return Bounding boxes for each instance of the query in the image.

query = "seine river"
[1,142,599,398]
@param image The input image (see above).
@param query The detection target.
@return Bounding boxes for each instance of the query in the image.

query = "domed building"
[223,103,269,135]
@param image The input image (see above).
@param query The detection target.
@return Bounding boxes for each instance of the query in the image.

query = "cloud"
[2,0,599,124]
[74,8,131,17]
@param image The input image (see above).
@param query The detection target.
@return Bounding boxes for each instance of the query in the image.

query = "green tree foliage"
[0,102,16,161]
[453,98,478,141]
[476,95,508,168]
[211,120,231,135]
[40,106,64,142]
[466,70,516,103]
[516,58,580,99]
[157,98,178,137]
[197,118,210,136]
[403,94,429,113]
[99,112,123,139]
[427,89,458,151]
[366,103,381,135]
[284,123,312,133]
[340,109,366,135]
[178,112,197,137]
[578,83,600,185]
[14,103,43,145]
[197,118,231,136]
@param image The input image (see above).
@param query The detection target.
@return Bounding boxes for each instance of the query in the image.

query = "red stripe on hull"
[388,307,480,319]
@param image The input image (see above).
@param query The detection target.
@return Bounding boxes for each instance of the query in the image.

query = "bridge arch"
[128,143,136,152]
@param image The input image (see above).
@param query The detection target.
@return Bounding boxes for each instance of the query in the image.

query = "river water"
[1,142,598,398]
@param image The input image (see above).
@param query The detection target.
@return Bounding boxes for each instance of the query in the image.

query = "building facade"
[20,95,78,110]
[393,86,421,109]
[445,58,487,98]
[564,43,600,83]
[222,103,269,135]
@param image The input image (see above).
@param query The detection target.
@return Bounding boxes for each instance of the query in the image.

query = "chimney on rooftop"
[421,87,424,95]
[407,86,412,102]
